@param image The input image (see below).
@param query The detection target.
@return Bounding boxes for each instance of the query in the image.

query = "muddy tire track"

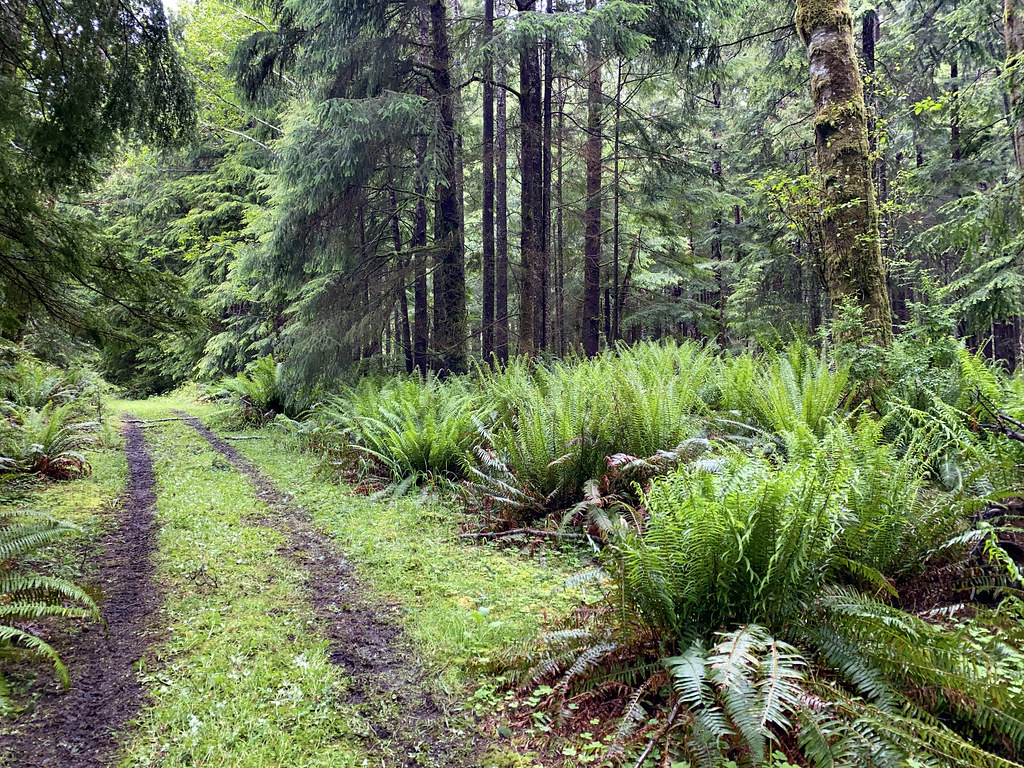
[0,418,160,768]
[177,413,473,767]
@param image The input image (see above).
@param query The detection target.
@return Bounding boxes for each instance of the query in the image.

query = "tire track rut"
[177,412,473,767]
[0,418,160,768]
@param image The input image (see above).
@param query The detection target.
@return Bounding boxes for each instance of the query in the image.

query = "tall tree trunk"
[429,0,467,374]
[555,77,566,356]
[389,186,414,374]
[582,4,602,358]
[495,18,510,363]
[711,82,726,343]
[795,0,893,346]
[536,0,553,352]
[413,142,429,375]
[950,56,961,162]
[1008,0,1024,197]
[612,61,622,343]
[516,0,542,357]
[482,0,495,362]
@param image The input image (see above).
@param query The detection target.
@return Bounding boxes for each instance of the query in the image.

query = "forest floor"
[1,396,581,768]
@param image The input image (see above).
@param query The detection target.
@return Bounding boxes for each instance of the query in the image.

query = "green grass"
[114,410,368,768]
[0,432,126,595]
[231,433,580,691]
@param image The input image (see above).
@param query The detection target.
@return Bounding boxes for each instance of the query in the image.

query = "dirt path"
[177,413,472,767]
[0,419,160,768]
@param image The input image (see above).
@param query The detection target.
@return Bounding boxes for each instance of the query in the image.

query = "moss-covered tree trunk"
[795,0,893,346]
[1009,0,1024,196]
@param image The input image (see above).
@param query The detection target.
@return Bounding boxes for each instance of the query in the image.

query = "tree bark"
[482,0,495,362]
[495,12,510,363]
[711,82,726,343]
[536,0,553,352]
[582,3,602,358]
[389,186,414,374]
[413,142,430,376]
[950,56,961,162]
[1008,0,1024,196]
[612,61,622,343]
[429,0,467,374]
[516,0,542,357]
[795,0,893,345]
[555,76,566,356]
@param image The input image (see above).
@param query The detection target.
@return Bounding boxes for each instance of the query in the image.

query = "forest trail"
[175,412,471,767]
[0,419,160,768]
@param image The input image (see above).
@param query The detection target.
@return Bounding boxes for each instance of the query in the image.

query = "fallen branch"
[224,435,268,441]
[123,417,190,425]
[632,699,682,768]
[455,528,585,541]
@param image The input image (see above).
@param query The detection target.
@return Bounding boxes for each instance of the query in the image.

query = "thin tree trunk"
[389,186,414,374]
[516,0,541,357]
[482,0,495,362]
[413,139,429,376]
[555,77,565,356]
[536,0,553,352]
[429,0,467,374]
[950,56,961,162]
[495,16,510,363]
[612,61,622,343]
[1008,0,1024,199]
[795,0,893,345]
[711,82,726,343]
[582,3,602,358]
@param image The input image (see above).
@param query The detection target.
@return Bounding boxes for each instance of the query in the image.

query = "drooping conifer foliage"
[0,0,195,342]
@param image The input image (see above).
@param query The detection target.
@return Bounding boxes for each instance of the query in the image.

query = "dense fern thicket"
[226,335,1024,765]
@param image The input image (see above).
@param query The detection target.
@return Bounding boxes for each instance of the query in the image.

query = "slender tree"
[1009,0,1024,198]
[495,8,510,363]
[582,0,603,357]
[516,0,542,357]
[482,0,496,361]
[794,0,893,345]
[429,0,467,374]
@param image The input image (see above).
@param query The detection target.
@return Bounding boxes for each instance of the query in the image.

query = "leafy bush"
[0,402,95,480]
[0,509,99,708]
[209,355,284,425]
[470,342,717,519]
[317,375,482,489]
[507,438,1021,766]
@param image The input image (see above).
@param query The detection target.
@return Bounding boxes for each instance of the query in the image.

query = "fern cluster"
[507,437,1024,765]
[0,509,99,709]
[1,354,106,481]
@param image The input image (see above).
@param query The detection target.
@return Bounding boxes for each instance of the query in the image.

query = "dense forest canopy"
[0,0,1020,391]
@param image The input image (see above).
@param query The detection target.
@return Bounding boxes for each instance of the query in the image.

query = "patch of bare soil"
[0,419,160,768]
[178,413,476,767]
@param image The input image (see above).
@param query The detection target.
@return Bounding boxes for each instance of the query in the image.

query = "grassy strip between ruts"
[113,401,369,767]
[189,398,587,765]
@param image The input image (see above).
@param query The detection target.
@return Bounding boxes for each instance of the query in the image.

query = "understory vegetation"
[0,348,116,710]
[206,334,1024,766]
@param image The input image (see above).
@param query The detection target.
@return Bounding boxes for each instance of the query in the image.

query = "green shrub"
[209,355,284,425]
[0,402,95,480]
[318,375,482,488]
[0,509,99,708]
[471,342,717,519]
[507,440,1020,766]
